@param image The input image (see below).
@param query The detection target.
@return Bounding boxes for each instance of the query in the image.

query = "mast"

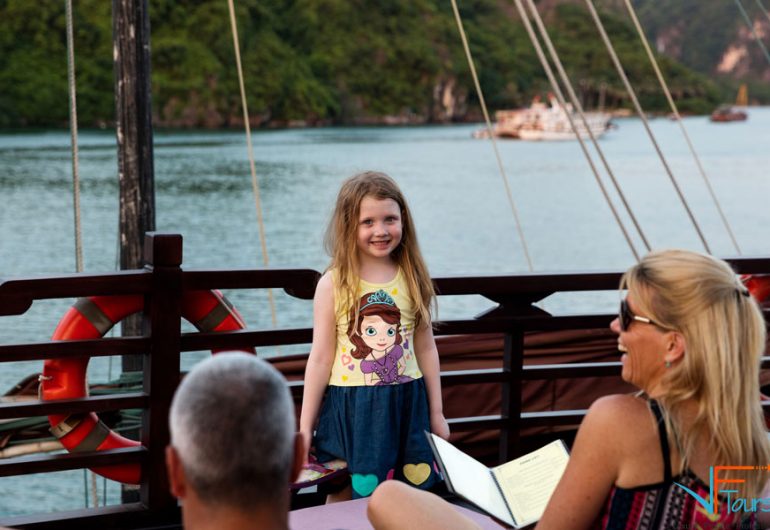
[114,0,155,371]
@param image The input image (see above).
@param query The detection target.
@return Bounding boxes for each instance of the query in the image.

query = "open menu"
[291,458,348,490]
[426,433,569,528]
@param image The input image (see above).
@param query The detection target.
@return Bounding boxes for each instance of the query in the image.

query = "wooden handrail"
[0,271,152,316]
[183,268,320,299]
[0,447,145,477]
[0,393,148,420]
[0,337,149,362]
[0,234,768,528]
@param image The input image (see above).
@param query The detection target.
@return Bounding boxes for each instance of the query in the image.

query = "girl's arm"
[298,272,337,461]
[535,395,629,529]
[414,324,450,440]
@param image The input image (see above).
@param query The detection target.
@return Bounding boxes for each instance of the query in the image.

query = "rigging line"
[67,0,98,508]
[227,0,278,328]
[583,0,712,254]
[522,0,648,254]
[517,0,644,261]
[755,0,770,26]
[735,0,770,68]
[90,470,98,510]
[623,0,742,255]
[83,469,88,508]
[65,0,83,273]
[449,0,534,271]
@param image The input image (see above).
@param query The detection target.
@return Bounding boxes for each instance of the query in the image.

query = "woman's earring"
[665,360,672,369]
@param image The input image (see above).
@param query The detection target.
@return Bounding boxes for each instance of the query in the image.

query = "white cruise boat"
[477,95,613,141]
[517,96,612,141]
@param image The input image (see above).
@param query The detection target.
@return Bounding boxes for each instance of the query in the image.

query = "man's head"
[166,352,301,511]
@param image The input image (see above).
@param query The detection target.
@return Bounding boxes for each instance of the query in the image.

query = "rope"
[227,0,279,327]
[0,440,61,458]
[623,0,742,255]
[449,0,534,271]
[90,468,98,508]
[66,0,98,508]
[756,0,770,26]
[735,0,770,68]
[65,0,83,273]
[583,0,712,254]
[517,0,644,261]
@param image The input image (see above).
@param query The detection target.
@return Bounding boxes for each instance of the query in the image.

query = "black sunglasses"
[619,299,658,331]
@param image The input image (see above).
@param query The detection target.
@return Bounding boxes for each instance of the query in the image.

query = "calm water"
[1,111,770,515]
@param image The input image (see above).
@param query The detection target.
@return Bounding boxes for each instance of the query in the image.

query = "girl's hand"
[431,411,450,440]
[299,429,313,466]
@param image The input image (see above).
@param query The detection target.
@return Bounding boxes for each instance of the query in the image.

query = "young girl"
[299,171,449,500]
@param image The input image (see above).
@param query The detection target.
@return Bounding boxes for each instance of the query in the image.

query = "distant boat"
[710,106,748,122]
[518,97,612,141]
[491,97,551,138]
[475,95,612,141]
[710,84,748,123]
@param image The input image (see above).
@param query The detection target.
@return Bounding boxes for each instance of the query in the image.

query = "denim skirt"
[314,377,440,498]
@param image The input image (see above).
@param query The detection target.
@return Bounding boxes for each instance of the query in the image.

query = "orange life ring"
[41,290,249,484]
[740,275,770,432]
[742,274,770,303]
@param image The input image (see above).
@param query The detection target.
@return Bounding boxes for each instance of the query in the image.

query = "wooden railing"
[0,233,768,529]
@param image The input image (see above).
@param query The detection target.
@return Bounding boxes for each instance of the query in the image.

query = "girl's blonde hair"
[325,171,434,330]
[623,249,770,499]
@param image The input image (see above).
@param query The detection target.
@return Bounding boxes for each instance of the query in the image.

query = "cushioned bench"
[289,497,504,529]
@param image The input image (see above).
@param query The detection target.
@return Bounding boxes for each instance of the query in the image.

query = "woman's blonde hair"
[325,171,434,330]
[623,249,770,499]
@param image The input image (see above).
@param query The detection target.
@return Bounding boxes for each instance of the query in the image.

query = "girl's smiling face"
[356,196,402,261]
[360,315,397,353]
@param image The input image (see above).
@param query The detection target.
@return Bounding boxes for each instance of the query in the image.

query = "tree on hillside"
[0,0,726,127]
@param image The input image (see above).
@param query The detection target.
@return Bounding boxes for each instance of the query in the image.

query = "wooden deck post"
[140,233,182,511]
[114,0,156,369]
[500,327,524,462]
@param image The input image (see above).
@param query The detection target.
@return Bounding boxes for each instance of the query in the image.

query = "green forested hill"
[630,0,770,103]
[0,0,725,127]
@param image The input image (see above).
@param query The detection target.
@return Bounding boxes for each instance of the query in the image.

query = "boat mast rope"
[66,0,99,509]
[623,0,742,255]
[227,0,278,327]
[65,0,83,273]
[450,0,534,271]
[755,0,770,26]
[517,0,644,262]
[583,0,712,254]
[734,0,770,68]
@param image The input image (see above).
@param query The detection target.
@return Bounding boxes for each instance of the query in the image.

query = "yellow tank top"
[329,269,423,387]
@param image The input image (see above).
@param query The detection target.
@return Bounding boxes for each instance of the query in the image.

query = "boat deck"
[1,233,769,528]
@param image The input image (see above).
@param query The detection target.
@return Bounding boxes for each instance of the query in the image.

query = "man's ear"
[664,331,686,365]
[166,445,187,499]
[290,432,305,483]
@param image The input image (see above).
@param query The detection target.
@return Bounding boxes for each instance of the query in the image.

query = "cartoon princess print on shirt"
[348,290,414,386]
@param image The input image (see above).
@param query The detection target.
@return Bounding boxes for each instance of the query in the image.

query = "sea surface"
[1,111,770,515]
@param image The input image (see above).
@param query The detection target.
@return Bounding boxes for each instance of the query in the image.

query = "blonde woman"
[369,250,770,529]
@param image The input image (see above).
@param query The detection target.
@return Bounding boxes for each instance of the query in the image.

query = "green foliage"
[0,0,113,127]
[631,0,741,75]
[626,0,770,105]
[0,0,726,127]
[547,4,720,112]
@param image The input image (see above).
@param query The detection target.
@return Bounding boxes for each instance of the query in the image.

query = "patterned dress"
[313,269,439,498]
[593,400,756,529]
